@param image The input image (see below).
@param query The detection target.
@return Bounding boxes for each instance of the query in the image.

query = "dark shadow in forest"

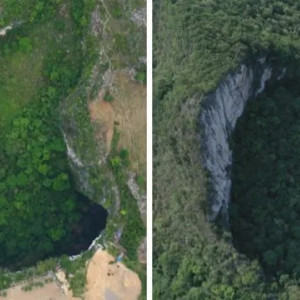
[57,193,108,257]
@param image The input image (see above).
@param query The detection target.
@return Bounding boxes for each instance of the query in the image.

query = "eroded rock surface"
[200,61,274,220]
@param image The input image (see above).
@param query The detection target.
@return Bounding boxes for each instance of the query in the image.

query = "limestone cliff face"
[200,61,273,221]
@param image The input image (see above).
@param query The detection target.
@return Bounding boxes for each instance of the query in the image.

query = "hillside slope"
[153,1,300,299]
[0,0,146,298]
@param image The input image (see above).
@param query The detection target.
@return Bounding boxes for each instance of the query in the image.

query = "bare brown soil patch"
[89,90,115,155]
[85,250,141,300]
[89,72,146,175]
[0,277,78,300]
[0,249,141,300]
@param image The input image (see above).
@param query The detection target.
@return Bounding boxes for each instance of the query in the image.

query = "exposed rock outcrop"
[200,60,276,221]
[0,22,22,36]
[0,24,13,36]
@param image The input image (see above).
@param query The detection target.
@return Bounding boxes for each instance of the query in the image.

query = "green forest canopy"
[0,0,101,269]
[230,73,300,279]
[154,0,300,299]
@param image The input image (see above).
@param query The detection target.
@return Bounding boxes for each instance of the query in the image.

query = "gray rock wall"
[200,62,272,221]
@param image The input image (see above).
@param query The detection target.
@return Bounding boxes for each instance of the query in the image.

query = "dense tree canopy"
[0,0,105,269]
[0,95,82,268]
[230,72,300,279]
[154,0,300,298]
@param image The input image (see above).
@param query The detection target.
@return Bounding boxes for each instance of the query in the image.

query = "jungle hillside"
[154,0,300,299]
[0,0,93,270]
[0,0,146,298]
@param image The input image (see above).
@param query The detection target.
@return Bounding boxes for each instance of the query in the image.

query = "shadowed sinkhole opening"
[229,70,300,279]
[0,11,108,272]
[0,187,108,270]
[62,192,108,256]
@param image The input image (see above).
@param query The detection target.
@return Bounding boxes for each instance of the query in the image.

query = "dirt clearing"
[1,250,141,300]
[85,250,142,300]
[89,91,115,156]
[89,72,146,175]
[0,277,77,300]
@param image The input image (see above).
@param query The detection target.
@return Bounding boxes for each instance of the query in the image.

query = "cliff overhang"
[200,58,286,221]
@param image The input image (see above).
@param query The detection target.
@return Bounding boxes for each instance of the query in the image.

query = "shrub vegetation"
[154,0,300,298]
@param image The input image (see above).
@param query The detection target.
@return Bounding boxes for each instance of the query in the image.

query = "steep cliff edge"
[200,60,277,221]
[154,0,300,298]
